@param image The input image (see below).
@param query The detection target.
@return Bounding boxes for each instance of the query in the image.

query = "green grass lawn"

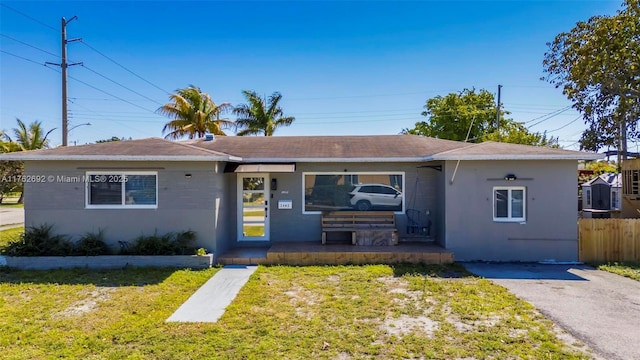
[0,202,23,208]
[0,226,23,249]
[0,264,592,359]
[596,262,640,281]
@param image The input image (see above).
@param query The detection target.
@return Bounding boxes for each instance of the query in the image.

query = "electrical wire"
[546,115,583,133]
[80,41,171,95]
[0,34,59,57]
[81,65,164,106]
[0,4,58,32]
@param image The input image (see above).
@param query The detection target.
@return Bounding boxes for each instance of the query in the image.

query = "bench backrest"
[321,211,396,229]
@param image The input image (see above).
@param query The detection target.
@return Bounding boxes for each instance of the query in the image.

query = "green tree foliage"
[1,119,54,203]
[233,90,295,136]
[158,85,233,139]
[482,121,559,147]
[96,136,123,143]
[8,118,55,151]
[404,88,557,146]
[543,0,640,152]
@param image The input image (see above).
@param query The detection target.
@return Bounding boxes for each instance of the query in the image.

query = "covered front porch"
[217,242,454,266]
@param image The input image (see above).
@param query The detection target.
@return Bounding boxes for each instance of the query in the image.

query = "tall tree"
[542,0,640,158]
[404,88,496,142]
[9,118,55,151]
[404,88,556,146]
[233,90,295,136]
[158,85,233,139]
[2,119,55,203]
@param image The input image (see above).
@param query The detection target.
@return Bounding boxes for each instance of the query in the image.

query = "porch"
[217,242,454,266]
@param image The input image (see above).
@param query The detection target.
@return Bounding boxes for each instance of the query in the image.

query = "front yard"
[0,264,592,359]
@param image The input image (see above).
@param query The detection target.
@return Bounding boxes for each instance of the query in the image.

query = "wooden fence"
[578,219,640,262]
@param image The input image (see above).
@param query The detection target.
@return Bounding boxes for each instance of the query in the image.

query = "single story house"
[581,173,621,218]
[0,134,601,262]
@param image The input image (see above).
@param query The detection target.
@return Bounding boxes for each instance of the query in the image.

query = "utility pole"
[46,16,82,146]
[495,84,502,130]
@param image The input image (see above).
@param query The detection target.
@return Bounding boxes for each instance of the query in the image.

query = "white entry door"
[237,174,270,241]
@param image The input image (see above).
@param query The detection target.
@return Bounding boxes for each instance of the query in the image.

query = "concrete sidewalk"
[167,265,257,323]
[464,263,640,360]
[0,207,24,230]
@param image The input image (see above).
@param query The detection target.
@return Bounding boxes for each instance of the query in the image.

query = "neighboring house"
[581,173,622,218]
[0,135,601,262]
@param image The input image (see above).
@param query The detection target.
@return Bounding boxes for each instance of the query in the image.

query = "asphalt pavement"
[0,207,24,229]
[464,263,640,360]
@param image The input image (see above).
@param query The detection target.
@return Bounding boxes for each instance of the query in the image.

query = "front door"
[237,174,270,241]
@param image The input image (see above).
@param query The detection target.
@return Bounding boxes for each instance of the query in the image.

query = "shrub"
[74,229,110,256]
[3,224,73,256]
[127,230,197,255]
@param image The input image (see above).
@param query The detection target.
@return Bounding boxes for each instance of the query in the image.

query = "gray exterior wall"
[24,161,227,255]
[443,160,579,262]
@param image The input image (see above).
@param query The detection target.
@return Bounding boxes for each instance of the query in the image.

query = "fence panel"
[579,219,640,262]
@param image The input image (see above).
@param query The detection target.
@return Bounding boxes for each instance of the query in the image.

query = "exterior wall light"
[504,174,517,181]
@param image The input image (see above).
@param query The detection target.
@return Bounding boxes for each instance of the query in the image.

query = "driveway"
[464,263,640,360]
[0,207,24,228]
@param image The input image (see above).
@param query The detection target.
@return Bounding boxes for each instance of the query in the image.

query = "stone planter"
[0,254,213,270]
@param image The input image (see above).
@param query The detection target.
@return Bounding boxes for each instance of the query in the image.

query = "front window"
[86,172,157,208]
[493,186,526,222]
[303,172,404,213]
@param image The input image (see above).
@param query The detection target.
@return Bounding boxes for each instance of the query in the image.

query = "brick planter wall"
[0,254,213,270]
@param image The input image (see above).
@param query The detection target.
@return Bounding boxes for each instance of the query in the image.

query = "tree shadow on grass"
[0,266,208,287]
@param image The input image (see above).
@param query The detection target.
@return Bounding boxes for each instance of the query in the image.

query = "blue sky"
[0,0,622,149]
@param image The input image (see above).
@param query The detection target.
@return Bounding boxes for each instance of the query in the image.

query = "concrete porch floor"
[217,242,454,265]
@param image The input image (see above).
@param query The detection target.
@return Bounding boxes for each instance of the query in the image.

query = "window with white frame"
[86,172,157,208]
[493,186,526,222]
[611,189,620,209]
[303,172,404,213]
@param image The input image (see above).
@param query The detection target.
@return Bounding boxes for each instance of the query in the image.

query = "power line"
[80,41,171,95]
[66,73,160,114]
[81,65,164,106]
[0,34,59,57]
[0,3,58,32]
[526,106,572,128]
[546,115,583,133]
[0,49,58,70]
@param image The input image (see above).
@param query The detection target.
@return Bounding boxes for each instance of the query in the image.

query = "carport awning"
[226,163,296,173]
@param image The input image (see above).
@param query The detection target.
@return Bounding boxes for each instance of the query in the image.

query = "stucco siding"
[443,160,578,261]
[24,161,225,253]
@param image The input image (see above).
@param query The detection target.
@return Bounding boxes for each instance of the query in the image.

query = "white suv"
[349,184,402,211]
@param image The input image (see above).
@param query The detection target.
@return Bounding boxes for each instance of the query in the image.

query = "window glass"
[125,175,156,205]
[90,176,122,205]
[511,189,524,218]
[87,172,157,208]
[304,173,404,212]
[493,187,525,221]
[494,189,508,218]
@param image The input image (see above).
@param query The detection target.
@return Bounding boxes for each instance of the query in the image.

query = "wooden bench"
[321,211,398,245]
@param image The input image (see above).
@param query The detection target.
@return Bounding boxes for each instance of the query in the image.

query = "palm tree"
[233,90,295,136]
[9,119,55,151]
[3,119,55,203]
[158,85,233,139]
